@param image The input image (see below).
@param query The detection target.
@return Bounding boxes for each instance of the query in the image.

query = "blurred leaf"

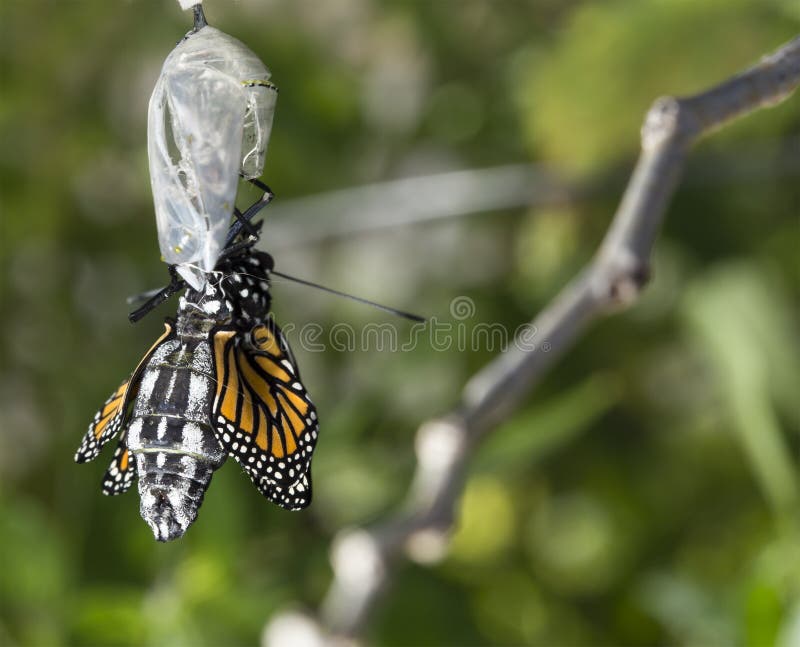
[516,0,799,172]
[745,581,782,647]
[527,492,623,595]
[448,476,515,563]
[472,571,546,645]
[475,373,622,472]
[779,602,800,647]
[639,572,737,645]
[72,588,148,647]
[0,496,67,645]
[683,262,799,514]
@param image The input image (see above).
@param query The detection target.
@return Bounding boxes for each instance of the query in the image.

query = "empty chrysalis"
[148,12,278,289]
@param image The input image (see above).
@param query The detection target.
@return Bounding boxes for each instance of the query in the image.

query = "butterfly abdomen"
[126,335,226,541]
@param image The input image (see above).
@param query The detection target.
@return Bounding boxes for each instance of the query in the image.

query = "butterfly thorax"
[217,250,273,327]
[174,279,234,337]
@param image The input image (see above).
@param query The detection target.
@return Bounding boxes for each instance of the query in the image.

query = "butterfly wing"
[75,380,130,463]
[101,432,137,495]
[211,319,318,510]
[75,322,175,464]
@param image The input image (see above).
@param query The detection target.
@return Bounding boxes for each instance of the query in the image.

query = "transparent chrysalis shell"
[148,25,277,290]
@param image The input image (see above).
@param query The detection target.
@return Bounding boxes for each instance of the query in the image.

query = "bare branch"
[263,35,800,645]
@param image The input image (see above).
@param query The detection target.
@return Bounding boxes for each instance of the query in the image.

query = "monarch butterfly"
[75,221,319,541]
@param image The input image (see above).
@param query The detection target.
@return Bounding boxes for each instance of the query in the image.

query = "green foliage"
[516,0,799,172]
[0,1,798,645]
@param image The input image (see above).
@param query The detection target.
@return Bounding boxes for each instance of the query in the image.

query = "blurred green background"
[1,1,799,645]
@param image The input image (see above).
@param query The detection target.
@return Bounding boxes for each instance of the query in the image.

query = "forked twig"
[263,35,800,646]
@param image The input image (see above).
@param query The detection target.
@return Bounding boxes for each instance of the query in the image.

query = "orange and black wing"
[101,432,136,495]
[75,322,174,464]
[211,319,318,510]
[75,379,130,463]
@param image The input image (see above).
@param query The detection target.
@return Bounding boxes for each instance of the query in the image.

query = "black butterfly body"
[75,243,319,541]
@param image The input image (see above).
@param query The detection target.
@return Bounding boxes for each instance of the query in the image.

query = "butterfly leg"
[128,266,186,323]
[225,181,275,246]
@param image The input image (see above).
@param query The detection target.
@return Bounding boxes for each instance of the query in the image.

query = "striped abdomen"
[127,335,225,541]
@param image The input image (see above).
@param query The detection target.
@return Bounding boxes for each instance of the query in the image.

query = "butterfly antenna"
[270,270,426,323]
